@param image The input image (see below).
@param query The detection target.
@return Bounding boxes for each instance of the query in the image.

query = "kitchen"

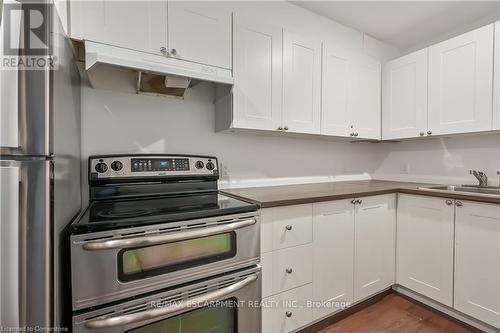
[0,0,500,332]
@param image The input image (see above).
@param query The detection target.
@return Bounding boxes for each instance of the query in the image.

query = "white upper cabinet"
[167,2,232,69]
[454,201,500,329]
[396,194,454,307]
[70,1,168,56]
[232,14,282,131]
[321,44,382,139]
[354,195,396,302]
[283,31,322,134]
[382,49,428,140]
[321,44,351,137]
[428,24,494,135]
[70,1,231,69]
[494,21,500,130]
[349,54,382,140]
[312,200,354,321]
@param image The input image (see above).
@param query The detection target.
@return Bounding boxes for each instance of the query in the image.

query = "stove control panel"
[89,155,218,182]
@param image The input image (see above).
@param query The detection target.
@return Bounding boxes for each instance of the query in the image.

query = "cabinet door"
[455,201,500,329]
[283,31,321,134]
[321,44,351,136]
[382,49,428,140]
[232,15,282,131]
[396,194,454,306]
[354,194,396,302]
[494,21,500,130]
[168,2,231,69]
[312,200,354,320]
[349,54,382,140]
[70,1,167,55]
[428,24,494,135]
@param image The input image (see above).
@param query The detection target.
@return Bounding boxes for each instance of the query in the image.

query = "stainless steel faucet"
[470,170,488,187]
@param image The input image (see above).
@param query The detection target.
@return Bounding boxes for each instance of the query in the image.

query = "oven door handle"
[82,218,257,251]
[84,273,258,329]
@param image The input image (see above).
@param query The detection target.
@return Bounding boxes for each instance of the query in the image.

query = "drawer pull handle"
[285,268,293,274]
[445,199,453,206]
[285,225,292,231]
[285,311,293,318]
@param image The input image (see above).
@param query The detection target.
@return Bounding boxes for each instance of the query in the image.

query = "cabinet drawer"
[269,244,313,295]
[262,284,313,333]
[261,204,313,253]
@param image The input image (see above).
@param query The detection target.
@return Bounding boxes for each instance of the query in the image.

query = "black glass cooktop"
[71,192,259,233]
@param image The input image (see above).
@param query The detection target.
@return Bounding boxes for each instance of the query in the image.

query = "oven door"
[73,266,261,333]
[71,212,259,310]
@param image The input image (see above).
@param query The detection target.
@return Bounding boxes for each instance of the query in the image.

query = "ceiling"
[292,1,500,49]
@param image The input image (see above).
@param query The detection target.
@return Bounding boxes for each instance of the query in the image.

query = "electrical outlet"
[219,161,229,177]
[400,163,410,174]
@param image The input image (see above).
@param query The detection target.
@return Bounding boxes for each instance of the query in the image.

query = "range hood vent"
[80,41,233,98]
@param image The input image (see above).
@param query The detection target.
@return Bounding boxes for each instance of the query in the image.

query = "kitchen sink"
[419,185,500,196]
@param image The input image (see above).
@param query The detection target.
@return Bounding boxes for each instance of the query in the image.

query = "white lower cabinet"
[311,194,396,321]
[312,199,354,320]
[261,204,314,333]
[454,201,500,329]
[262,284,313,333]
[354,194,396,302]
[396,194,455,306]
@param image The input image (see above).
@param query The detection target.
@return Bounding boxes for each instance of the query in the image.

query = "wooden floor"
[315,294,478,333]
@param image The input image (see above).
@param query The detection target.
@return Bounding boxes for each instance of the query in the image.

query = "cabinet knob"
[160,46,168,55]
[285,268,293,274]
[455,201,463,207]
[283,126,289,131]
[285,225,292,231]
[351,199,357,204]
[277,126,283,131]
[170,48,177,56]
[354,133,359,137]
[356,199,362,204]
[427,130,432,135]
[419,132,425,136]
[285,311,293,318]
[445,199,453,206]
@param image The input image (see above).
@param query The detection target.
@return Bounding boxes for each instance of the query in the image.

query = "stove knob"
[195,161,205,169]
[111,160,123,171]
[206,162,215,171]
[95,162,108,173]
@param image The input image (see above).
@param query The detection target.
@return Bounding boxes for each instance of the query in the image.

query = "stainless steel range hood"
[81,41,233,98]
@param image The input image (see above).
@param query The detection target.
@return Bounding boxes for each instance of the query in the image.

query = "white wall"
[79,2,500,191]
[81,83,376,189]
[372,135,500,186]
[79,0,399,192]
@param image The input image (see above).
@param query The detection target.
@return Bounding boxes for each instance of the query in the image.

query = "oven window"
[127,298,237,333]
[119,232,236,281]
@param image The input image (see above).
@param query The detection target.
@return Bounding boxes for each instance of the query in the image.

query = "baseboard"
[393,285,500,333]
[297,289,393,333]
[296,286,500,333]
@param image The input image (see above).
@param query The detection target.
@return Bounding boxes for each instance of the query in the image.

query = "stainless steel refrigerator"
[0,0,81,330]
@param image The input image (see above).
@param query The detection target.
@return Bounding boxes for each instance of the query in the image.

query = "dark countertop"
[221,180,500,208]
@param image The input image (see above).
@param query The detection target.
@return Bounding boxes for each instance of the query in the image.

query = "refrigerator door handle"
[0,0,22,149]
[0,166,20,327]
